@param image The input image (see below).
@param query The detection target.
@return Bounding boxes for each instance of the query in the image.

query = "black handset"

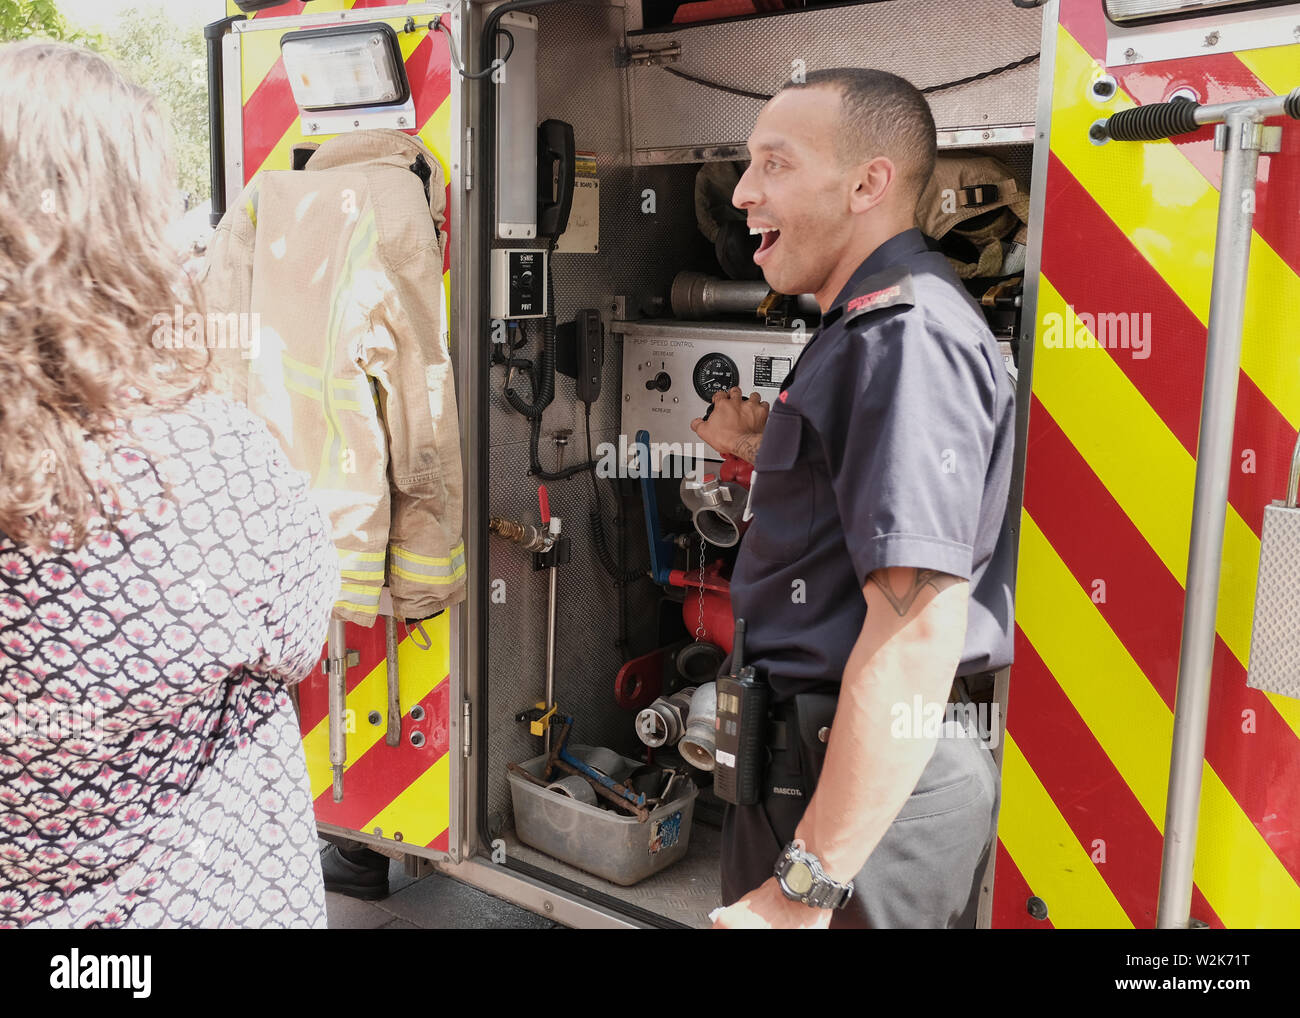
[537,119,575,239]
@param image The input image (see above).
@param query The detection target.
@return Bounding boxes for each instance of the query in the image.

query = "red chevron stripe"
[405,34,450,125]
[242,55,298,183]
[1058,0,1107,63]
[1008,632,1165,927]
[1024,394,1300,886]
[246,1,309,19]
[312,676,450,830]
[993,839,1054,929]
[1041,152,1295,537]
[404,33,454,259]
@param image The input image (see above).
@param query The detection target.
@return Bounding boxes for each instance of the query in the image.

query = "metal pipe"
[635,687,695,748]
[488,515,549,551]
[679,681,718,771]
[385,615,401,748]
[681,475,748,548]
[1156,108,1264,929]
[671,271,819,319]
[544,550,558,755]
[327,618,348,803]
[1195,93,1291,125]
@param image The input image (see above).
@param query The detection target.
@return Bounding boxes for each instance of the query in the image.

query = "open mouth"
[750,225,780,263]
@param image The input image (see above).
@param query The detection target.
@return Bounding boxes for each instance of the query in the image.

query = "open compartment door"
[219,0,466,861]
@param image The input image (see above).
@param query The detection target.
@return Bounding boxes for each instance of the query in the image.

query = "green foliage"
[2,3,210,208]
[0,0,98,43]
[104,5,211,208]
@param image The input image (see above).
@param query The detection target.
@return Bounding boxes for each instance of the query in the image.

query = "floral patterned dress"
[0,393,338,927]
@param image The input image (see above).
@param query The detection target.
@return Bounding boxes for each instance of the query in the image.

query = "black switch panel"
[575,309,603,404]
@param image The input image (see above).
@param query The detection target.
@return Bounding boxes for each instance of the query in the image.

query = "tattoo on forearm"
[869,569,961,616]
[732,432,762,465]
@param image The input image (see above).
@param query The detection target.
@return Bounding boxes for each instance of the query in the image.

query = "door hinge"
[462,700,472,757]
[613,42,681,68]
[464,126,473,192]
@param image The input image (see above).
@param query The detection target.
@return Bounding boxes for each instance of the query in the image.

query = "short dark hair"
[779,68,937,207]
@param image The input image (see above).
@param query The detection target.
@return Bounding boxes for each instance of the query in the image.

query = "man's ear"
[848,155,895,214]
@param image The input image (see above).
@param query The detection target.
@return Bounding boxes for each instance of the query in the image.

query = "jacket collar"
[820,228,928,329]
[827,229,927,309]
[304,129,436,174]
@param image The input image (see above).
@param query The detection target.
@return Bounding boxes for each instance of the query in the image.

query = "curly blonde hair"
[0,41,212,550]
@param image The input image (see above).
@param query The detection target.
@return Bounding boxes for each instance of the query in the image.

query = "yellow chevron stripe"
[365,751,451,848]
[1050,26,1300,433]
[1034,277,1300,738]
[998,731,1132,928]
[303,613,450,799]
[245,14,431,181]
[1018,512,1300,927]
[239,14,287,105]
[1234,43,1300,99]
[417,91,453,185]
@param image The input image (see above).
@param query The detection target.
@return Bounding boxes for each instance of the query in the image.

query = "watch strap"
[776,843,854,910]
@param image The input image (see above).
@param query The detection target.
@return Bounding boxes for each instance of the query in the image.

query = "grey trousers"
[720,721,1001,929]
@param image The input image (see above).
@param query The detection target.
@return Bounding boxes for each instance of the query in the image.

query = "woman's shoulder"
[122,391,285,471]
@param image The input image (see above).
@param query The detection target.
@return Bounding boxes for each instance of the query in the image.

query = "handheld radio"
[714,618,768,805]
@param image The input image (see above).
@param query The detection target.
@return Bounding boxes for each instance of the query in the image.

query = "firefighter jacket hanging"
[200,129,465,627]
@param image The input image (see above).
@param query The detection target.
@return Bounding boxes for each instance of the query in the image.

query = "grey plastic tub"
[507,746,697,886]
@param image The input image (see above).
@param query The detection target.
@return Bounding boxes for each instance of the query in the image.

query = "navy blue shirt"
[730,228,1016,704]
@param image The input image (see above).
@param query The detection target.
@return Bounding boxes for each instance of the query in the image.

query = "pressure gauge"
[692,352,740,401]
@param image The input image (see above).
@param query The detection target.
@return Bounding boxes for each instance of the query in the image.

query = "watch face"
[785,860,814,895]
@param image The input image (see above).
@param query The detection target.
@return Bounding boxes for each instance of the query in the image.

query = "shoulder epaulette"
[840,265,915,326]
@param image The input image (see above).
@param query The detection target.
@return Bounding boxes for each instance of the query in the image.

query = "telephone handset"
[537,119,575,239]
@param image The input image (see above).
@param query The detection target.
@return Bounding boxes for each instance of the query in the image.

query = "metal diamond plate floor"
[504,821,722,928]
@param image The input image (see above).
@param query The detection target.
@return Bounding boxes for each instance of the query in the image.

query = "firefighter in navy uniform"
[693,69,1016,929]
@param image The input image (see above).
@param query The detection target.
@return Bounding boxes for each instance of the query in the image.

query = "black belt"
[765,673,993,751]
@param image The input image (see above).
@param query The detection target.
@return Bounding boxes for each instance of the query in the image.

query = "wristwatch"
[774,841,854,910]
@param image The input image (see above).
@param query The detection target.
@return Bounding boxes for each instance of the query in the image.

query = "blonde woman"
[0,42,338,928]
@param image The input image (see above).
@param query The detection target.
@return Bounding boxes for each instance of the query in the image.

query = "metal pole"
[327,618,348,803]
[543,555,558,755]
[385,615,401,748]
[1156,109,1263,928]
